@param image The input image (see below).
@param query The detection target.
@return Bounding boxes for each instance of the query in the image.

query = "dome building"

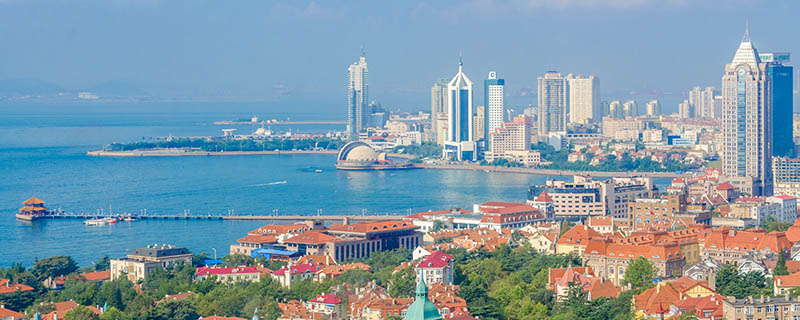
[335,141,419,171]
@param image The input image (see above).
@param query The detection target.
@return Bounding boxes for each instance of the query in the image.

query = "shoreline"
[87,149,686,178]
[87,149,338,157]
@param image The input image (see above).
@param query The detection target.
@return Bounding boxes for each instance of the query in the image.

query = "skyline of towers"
[763,53,795,157]
[537,71,569,135]
[347,51,369,141]
[645,100,661,116]
[484,71,505,147]
[568,75,600,124]
[721,27,772,195]
[430,78,449,144]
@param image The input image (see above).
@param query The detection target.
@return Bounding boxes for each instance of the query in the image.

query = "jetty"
[30,212,404,222]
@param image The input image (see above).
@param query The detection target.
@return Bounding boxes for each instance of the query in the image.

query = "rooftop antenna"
[742,21,751,42]
[458,52,463,67]
[361,44,366,57]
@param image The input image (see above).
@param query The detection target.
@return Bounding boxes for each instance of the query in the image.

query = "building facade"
[722,296,800,320]
[646,100,661,116]
[443,58,477,161]
[721,27,772,196]
[347,52,369,141]
[110,245,193,282]
[538,71,569,135]
[568,75,600,124]
[430,78,449,143]
[763,53,795,157]
[583,239,686,286]
[484,71,505,147]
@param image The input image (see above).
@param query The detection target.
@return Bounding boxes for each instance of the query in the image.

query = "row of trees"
[531,142,700,173]
[108,137,345,153]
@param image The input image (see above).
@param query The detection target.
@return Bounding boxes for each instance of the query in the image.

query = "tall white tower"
[484,71,505,146]
[443,56,477,161]
[347,49,368,141]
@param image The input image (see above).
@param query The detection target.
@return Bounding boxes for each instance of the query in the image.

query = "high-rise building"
[484,71,505,146]
[430,79,450,143]
[568,75,601,124]
[490,115,533,154]
[622,100,637,117]
[538,71,569,135]
[761,52,794,157]
[608,100,622,118]
[474,106,485,142]
[700,86,717,118]
[688,86,701,117]
[347,51,368,141]
[443,57,477,161]
[721,27,772,196]
[678,99,693,119]
[645,100,661,116]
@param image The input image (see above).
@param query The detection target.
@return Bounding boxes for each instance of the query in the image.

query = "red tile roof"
[585,239,683,260]
[557,225,603,246]
[774,195,797,200]
[285,231,338,244]
[309,292,341,304]
[633,283,681,315]
[716,182,735,190]
[0,279,34,294]
[775,271,800,288]
[534,191,554,202]
[195,266,259,276]
[272,264,320,276]
[79,270,110,281]
[0,306,24,318]
[417,251,454,269]
[549,267,595,285]
[22,196,45,205]
[703,228,792,254]
[326,220,417,234]
[237,234,277,244]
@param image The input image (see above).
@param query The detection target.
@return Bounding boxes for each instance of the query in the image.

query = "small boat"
[106,218,117,224]
[315,169,323,173]
[84,218,107,226]
[123,217,137,222]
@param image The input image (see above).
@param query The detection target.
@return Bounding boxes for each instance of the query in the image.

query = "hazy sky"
[0,0,797,111]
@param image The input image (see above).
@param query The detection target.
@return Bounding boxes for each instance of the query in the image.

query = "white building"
[645,100,661,116]
[568,75,600,124]
[538,71,569,135]
[347,51,369,141]
[484,71,505,147]
[415,251,454,285]
[110,245,193,282]
[721,26,773,196]
[443,57,477,161]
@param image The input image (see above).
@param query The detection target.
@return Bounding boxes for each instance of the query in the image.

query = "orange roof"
[0,306,24,318]
[786,218,800,243]
[43,301,102,320]
[588,216,614,227]
[534,191,553,202]
[556,225,602,246]
[285,231,338,245]
[775,271,800,288]
[633,282,681,315]
[549,267,595,285]
[296,254,337,266]
[19,206,47,212]
[318,263,371,277]
[80,270,110,281]
[237,234,277,244]
[326,220,417,234]
[584,239,683,260]
[716,182,735,190]
[703,228,792,254]
[587,279,621,299]
[249,223,311,236]
[158,291,196,304]
[669,276,713,293]
[22,196,45,205]
[0,279,34,294]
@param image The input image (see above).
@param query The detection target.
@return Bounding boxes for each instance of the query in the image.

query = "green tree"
[33,256,78,280]
[94,256,111,271]
[99,307,127,320]
[388,267,416,298]
[146,300,198,320]
[64,306,100,320]
[432,220,446,232]
[775,250,789,276]
[623,256,657,289]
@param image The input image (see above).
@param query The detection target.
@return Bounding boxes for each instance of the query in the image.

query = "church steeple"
[403,278,442,320]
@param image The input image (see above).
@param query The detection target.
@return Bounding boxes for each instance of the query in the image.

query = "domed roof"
[346,145,378,162]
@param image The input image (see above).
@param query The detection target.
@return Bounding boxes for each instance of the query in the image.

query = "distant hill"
[0,78,64,95]
[80,80,148,96]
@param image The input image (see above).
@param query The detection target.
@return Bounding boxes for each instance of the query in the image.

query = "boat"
[84,218,107,226]
[107,218,117,224]
[315,169,323,173]
[123,217,137,222]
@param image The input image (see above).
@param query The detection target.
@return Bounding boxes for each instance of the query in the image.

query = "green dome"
[403,278,442,320]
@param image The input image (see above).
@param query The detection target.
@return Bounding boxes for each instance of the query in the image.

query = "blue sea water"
[0,102,667,267]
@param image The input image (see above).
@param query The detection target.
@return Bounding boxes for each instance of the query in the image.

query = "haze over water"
[0,102,629,267]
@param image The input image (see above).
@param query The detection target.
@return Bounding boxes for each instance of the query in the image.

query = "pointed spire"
[360,44,366,57]
[458,52,463,68]
[742,21,751,43]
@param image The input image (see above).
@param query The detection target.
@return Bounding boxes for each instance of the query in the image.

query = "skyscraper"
[443,57,477,161]
[645,100,661,117]
[700,86,717,118]
[347,50,368,141]
[688,86,701,118]
[538,71,569,135]
[430,78,449,143]
[678,100,693,119]
[568,75,601,124]
[721,27,772,195]
[761,52,794,157]
[608,100,622,118]
[622,100,637,117]
[484,71,505,147]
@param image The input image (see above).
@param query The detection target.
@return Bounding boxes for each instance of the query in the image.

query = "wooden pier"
[37,213,405,222]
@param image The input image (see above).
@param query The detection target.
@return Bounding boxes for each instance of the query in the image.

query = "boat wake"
[250,181,288,187]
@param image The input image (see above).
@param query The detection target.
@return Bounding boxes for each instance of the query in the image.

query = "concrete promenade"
[422,164,688,178]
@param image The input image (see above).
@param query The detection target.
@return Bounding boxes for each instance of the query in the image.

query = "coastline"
[87,149,338,157]
[421,164,688,178]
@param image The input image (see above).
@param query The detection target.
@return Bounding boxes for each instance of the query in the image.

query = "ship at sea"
[16,196,50,221]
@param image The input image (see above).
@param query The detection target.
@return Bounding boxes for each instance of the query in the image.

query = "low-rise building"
[774,271,800,295]
[415,251,454,285]
[628,195,687,230]
[282,221,422,262]
[270,263,321,288]
[0,306,25,320]
[556,224,603,257]
[722,295,800,320]
[699,227,792,264]
[194,266,260,283]
[583,239,685,285]
[528,176,656,220]
[110,244,192,282]
[306,293,346,319]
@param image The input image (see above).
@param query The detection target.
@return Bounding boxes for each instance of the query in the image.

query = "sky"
[0,0,798,112]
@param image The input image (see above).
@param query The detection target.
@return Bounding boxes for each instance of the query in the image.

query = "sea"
[0,101,669,267]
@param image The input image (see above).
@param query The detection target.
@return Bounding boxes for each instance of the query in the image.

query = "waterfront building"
[443,57,477,161]
[474,201,545,230]
[538,71,569,135]
[529,176,656,220]
[721,27,773,196]
[488,115,532,157]
[568,75,601,124]
[430,79,449,143]
[16,196,48,221]
[403,278,442,320]
[583,239,685,285]
[347,50,369,141]
[645,100,661,116]
[110,244,193,282]
[484,71,505,147]
[415,251,454,285]
[194,266,260,283]
[336,141,418,170]
[762,52,795,157]
[622,100,637,117]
